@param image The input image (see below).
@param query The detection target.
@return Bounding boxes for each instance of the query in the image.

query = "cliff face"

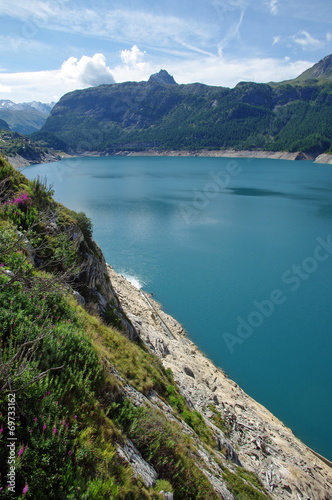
[66,223,138,340]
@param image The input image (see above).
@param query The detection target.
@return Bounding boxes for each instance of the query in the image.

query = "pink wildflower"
[42,424,47,431]
[18,446,25,456]
[22,484,29,495]
[53,427,57,435]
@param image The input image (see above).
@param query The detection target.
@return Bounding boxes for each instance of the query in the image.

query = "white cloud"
[120,45,146,66]
[0,53,115,102]
[60,53,115,86]
[168,56,313,87]
[113,45,150,82]
[266,0,279,15]
[272,35,281,46]
[292,30,322,50]
[326,32,332,42]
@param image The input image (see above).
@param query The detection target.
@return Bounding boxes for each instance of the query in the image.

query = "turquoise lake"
[25,156,332,460]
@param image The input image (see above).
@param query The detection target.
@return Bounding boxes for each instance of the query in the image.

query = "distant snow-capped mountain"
[0,100,55,113]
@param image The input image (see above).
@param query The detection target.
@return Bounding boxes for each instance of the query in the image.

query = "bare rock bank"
[7,151,61,169]
[107,265,332,500]
[127,149,332,164]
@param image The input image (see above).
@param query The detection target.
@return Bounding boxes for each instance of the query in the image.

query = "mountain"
[0,100,55,113]
[35,59,332,155]
[1,156,332,499]
[0,100,55,135]
[0,118,10,131]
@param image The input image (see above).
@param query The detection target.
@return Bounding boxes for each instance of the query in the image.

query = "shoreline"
[102,149,331,164]
[107,264,332,498]
[14,149,332,167]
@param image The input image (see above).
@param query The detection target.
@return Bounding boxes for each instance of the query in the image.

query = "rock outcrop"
[148,70,177,85]
[67,225,139,340]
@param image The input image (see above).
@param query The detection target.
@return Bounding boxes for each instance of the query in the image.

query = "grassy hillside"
[0,157,270,499]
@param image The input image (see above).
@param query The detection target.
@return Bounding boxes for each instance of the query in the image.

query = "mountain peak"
[295,53,332,82]
[148,69,177,85]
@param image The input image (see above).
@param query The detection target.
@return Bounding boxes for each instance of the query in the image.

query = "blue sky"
[0,0,331,102]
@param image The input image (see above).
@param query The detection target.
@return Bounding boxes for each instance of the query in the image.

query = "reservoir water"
[25,156,332,460]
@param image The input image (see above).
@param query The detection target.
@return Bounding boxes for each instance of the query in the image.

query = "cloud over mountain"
[60,54,115,86]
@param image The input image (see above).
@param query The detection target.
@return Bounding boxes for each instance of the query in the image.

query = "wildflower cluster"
[1,190,36,230]
[7,191,32,208]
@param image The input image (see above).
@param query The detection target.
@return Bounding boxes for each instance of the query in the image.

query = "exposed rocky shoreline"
[107,265,332,499]
[126,149,332,164]
[7,151,61,169]
[13,149,332,166]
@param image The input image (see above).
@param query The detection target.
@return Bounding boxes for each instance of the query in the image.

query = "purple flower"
[0,427,3,434]
[33,417,38,422]
[53,427,57,435]
[42,424,47,431]
[68,450,73,456]
[18,446,25,456]
[22,484,29,495]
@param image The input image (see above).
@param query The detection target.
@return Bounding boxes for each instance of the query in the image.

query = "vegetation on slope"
[0,157,270,499]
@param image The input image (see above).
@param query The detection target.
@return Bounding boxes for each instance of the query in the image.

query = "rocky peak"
[148,69,177,85]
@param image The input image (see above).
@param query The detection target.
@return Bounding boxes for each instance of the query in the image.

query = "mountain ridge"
[34,54,332,156]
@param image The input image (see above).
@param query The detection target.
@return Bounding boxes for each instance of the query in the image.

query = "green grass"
[222,467,271,500]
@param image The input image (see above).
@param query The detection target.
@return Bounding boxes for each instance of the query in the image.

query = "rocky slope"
[107,266,332,499]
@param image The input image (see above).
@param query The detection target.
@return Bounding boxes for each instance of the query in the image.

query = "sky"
[0,0,331,103]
